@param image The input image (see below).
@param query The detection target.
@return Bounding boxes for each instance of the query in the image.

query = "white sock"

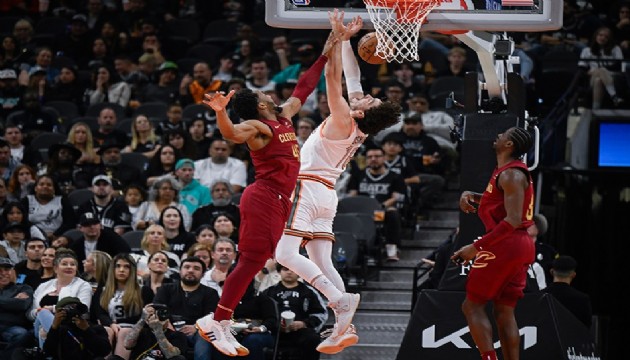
[312,274,343,303]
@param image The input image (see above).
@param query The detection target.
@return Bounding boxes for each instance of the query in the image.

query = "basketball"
[357,32,386,65]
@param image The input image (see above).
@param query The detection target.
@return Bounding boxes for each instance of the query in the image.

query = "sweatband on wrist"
[473,220,515,250]
[342,41,363,95]
[292,55,327,105]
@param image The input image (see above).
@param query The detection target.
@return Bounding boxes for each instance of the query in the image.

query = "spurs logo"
[472,251,496,268]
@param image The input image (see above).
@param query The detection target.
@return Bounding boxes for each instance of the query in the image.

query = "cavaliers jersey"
[300,118,367,185]
[478,160,534,232]
[251,117,300,198]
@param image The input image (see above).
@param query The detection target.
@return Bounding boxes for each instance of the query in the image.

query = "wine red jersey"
[478,160,534,232]
[250,117,300,198]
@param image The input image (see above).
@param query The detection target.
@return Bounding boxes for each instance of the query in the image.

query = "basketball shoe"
[195,313,250,356]
[316,324,359,354]
[329,292,360,336]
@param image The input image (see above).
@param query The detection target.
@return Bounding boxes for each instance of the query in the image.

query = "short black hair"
[357,101,402,135]
[180,256,207,273]
[508,127,533,159]
[232,88,259,120]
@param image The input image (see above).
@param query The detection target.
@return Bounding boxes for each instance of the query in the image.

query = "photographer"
[124,304,188,360]
[43,296,111,360]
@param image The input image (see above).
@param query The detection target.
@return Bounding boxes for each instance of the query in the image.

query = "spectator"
[123,184,147,219]
[254,258,281,295]
[0,221,28,264]
[528,213,559,286]
[348,147,406,261]
[246,58,276,92]
[179,62,223,106]
[66,122,101,167]
[405,92,456,151]
[0,69,23,124]
[56,14,94,69]
[69,212,131,272]
[184,242,213,269]
[91,253,143,360]
[175,158,211,216]
[86,37,114,70]
[44,142,92,196]
[191,179,240,232]
[11,91,59,142]
[39,247,56,284]
[0,201,47,246]
[132,224,180,278]
[0,178,9,214]
[7,164,36,201]
[543,255,593,328]
[28,249,93,349]
[18,47,59,85]
[194,138,247,192]
[391,61,425,95]
[84,65,132,108]
[47,66,86,107]
[193,224,217,248]
[139,251,175,304]
[96,140,145,192]
[121,113,161,159]
[43,296,111,360]
[153,257,220,360]
[14,238,46,290]
[80,249,112,292]
[92,107,130,150]
[212,52,246,83]
[156,103,186,137]
[296,117,316,149]
[272,42,326,94]
[188,117,214,160]
[12,19,36,60]
[0,256,33,359]
[133,176,190,231]
[3,124,27,165]
[114,54,149,100]
[0,35,20,70]
[610,3,630,56]
[158,205,195,258]
[22,175,77,241]
[145,144,181,187]
[77,174,132,235]
[0,140,19,183]
[399,114,447,179]
[99,20,129,58]
[140,61,180,104]
[200,238,237,296]
[123,303,188,360]
[212,213,238,244]
[164,128,198,160]
[436,46,472,78]
[263,264,328,360]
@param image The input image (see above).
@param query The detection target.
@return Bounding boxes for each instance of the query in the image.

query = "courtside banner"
[397,291,600,360]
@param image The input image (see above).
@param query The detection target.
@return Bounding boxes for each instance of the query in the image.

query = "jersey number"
[292,144,300,160]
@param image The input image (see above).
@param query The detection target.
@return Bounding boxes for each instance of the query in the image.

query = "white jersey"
[299,118,366,185]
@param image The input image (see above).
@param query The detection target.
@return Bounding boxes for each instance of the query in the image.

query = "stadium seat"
[68,188,93,213]
[203,19,239,45]
[122,231,144,252]
[121,152,150,173]
[185,44,223,67]
[163,18,201,45]
[85,102,126,119]
[176,57,203,76]
[26,132,67,163]
[116,117,133,136]
[132,102,168,118]
[45,100,80,123]
[34,16,68,36]
[182,103,212,121]
[337,195,382,215]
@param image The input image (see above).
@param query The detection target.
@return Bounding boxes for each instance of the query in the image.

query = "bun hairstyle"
[54,248,78,266]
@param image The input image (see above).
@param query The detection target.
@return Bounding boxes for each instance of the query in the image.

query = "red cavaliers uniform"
[238,117,300,257]
[467,160,536,307]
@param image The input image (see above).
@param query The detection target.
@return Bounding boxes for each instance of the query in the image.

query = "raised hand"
[203,90,235,112]
[328,8,346,36]
[342,16,363,41]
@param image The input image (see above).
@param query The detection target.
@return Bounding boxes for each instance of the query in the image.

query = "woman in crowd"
[122,114,161,159]
[21,175,77,241]
[194,224,217,248]
[184,242,213,269]
[81,250,113,293]
[132,175,189,231]
[188,117,213,160]
[84,65,131,108]
[158,205,194,259]
[38,247,56,286]
[163,128,197,160]
[67,122,100,166]
[131,224,180,278]
[7,164,36,201]
[0,35,19,69]
[92,253,143,360]
[1,201,47,241]
[140,251,174,304]
[213,212,238,244]
[28,249,92,348]
[144,144,181,187]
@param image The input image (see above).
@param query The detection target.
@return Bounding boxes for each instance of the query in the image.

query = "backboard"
[265,0,562,32]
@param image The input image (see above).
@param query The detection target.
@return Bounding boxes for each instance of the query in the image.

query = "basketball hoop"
[364,0,443,63]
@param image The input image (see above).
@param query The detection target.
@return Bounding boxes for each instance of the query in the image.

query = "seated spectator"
[44,142,93,196]
[154,257,220,360]
[145,145,181,187]
[158,205,195,258]
[77,174,133,236]
[0,221,28,264]
[188,117,214,160]
[436,46,472,78]
[296,117,316,149]
[12,91,59,142]
[194,138,247,192]
[262,264,328,360]
[123,184,147,220]
[175,159,211,217]
[122,114,162,159]
[0,256,34,359]
[28,249,93,348]
[92,107,130,152]
[140,251,175,304]
[543,255,593,329]
[91,253,143,359]
[83,65,132,108]
[191,179,240,233]
[184,243,213,269]
[193,224,217,249]
[200,238,237,296]
[0,140,19,184]
[133,176,190,231]
[124,304,188,360]
[254,258,281,295]
[39,247,56,285]
[3,124,28,165]
[69,212,131,272]
[14,238,46,290]
[21,175,77,241]
[80,250,112,293]
[96,140,145,193]
[140,61,180,104]
[212,213,238,244]
[1,201,47,241]
[132,224,180,278]
[43,296,111,360]
[178,61,223,107]
[7,164,35,202]
[66,122,100,167]
[46,66,85,108]
[404,93,456,152]
[156,103,186,137]
[164,128,198,160]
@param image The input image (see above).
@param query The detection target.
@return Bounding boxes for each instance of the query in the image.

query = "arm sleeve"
[292,56,328,105]
[473,220,515,250]
[342,41,363,96]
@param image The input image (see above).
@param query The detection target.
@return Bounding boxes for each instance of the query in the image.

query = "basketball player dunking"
[194,31,340,357]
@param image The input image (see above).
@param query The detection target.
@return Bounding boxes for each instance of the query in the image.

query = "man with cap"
[46,142,92,196]
[44,296,111,360]
[14,238,47,290]
[56,14,93,68]
[175,158,211,216]
[141,60,180,104]
[77,174,132,235]
[543,255,593,328]
[0,222,28,264]
[70,212,130,272]
[0,256,34,358]
[0,69,22,122]
[96,139,144,191]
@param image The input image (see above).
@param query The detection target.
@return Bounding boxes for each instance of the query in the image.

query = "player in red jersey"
[195,33,339,357]
[451,127,535,360]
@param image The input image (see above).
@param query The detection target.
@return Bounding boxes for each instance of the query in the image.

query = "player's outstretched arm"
[341,17,364,101]
[203,91,260,144]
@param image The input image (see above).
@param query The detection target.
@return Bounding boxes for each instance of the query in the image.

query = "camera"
[151,304,171,321]
[59,302,89,324]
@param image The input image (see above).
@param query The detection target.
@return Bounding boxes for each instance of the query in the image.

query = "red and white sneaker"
[316,324,359,354]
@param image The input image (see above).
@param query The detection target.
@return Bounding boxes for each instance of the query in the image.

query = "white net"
[364,0,441,63]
